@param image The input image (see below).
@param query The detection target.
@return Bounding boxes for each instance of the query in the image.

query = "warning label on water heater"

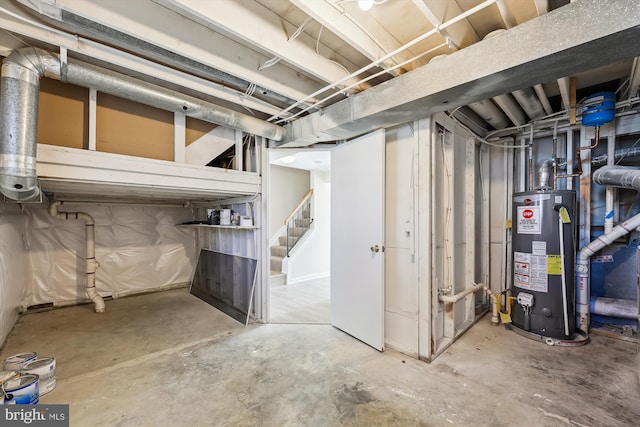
[513,251,548,292]
[517,206,541,234]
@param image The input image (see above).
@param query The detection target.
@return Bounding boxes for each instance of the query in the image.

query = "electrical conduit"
[48,202,105,313]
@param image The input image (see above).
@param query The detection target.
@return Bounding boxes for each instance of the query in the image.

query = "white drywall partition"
[268,165,310,240]
[0,203,29,345]
[385,124,419,356]
[286,169,331,283]
[23,204,197,308]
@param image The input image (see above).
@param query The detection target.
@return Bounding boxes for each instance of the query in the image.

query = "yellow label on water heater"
[547,255,562,275]
[559,206,571,224]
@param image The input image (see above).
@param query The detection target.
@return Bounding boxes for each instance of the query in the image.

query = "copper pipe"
[556,126,601,179]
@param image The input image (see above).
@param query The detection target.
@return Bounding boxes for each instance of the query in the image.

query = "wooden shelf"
[178,224,258,230]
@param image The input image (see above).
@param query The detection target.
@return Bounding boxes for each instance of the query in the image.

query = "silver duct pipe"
[0,49,60,201]
[535,159,555,189]
[577,166,640,332]
[65,60,285,140]
[0,47,285,201]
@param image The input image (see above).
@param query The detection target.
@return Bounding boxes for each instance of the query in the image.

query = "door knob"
[370,244,380,253]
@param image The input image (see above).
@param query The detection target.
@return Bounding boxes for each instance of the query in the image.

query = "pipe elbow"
[77,212,95,226]
[48,201,61,218]
[4,47,60,80]
[270,126,286,142]
[86,287,105,313]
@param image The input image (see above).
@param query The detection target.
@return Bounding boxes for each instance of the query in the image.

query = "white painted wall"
[385,124,418,356]
[286,169,331,283]
[185,126,235,165]
[0,203,29,346]
[383,114,486,360]
[489,145,512,295]
[268,164,310,240]
[23,204,197,307]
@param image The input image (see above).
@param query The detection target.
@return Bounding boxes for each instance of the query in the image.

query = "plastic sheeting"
[22,204,197,308]
[0,203,29,345]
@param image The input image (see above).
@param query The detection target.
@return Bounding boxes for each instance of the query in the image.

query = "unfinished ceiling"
[1,0,639,146]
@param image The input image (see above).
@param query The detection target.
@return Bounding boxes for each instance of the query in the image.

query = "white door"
[331,129,385,351]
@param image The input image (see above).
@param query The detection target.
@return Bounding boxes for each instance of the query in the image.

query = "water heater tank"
[511,190,576,339]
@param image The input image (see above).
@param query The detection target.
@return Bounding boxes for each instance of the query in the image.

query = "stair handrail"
[284,189,313,226]
[284,189,314,257]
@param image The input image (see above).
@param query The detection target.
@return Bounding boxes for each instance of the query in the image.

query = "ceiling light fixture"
[358,0,374,11]
[280,155,296,164]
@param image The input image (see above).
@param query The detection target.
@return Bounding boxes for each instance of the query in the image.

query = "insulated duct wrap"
[0,49,59,201]
[64,61,285,140]
[592,166,640,191]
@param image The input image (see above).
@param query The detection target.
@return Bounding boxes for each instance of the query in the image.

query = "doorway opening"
[267,150,331,324]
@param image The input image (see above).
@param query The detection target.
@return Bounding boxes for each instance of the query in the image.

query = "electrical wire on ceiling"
[0,5,293,118]
[447,109,524,149]
[275,41,447,122]
[268,0,501,123]
[451,96,640,150]
[259,17,312,71]
[316,25,350,78]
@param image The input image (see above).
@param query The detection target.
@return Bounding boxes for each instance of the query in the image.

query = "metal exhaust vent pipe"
[0,47,285,201]
[0,49,60,201]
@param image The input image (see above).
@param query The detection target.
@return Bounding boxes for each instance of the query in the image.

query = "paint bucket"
[2,374,39,405]
[21,358,56,396]
[0,371,20,405]
[220,209,231,225]
[3,352,37,371]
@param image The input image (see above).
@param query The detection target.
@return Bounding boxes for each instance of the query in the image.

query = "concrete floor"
[1,289,638,427]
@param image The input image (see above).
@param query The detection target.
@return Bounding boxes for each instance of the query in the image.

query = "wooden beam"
[174,112,186,163]
[569,77,577,125]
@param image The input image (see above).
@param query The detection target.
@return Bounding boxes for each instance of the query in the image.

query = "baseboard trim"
[287,272,330,285]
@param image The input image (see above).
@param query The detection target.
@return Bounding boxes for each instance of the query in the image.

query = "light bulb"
[358,0,374,11]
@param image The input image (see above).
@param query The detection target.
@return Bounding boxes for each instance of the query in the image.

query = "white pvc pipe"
[48,201,105,313]
[604,126,615,233]
[559,213,570,336]
[440,282,485,303]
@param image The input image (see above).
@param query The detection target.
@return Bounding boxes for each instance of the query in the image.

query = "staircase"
[270,190,314,284]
